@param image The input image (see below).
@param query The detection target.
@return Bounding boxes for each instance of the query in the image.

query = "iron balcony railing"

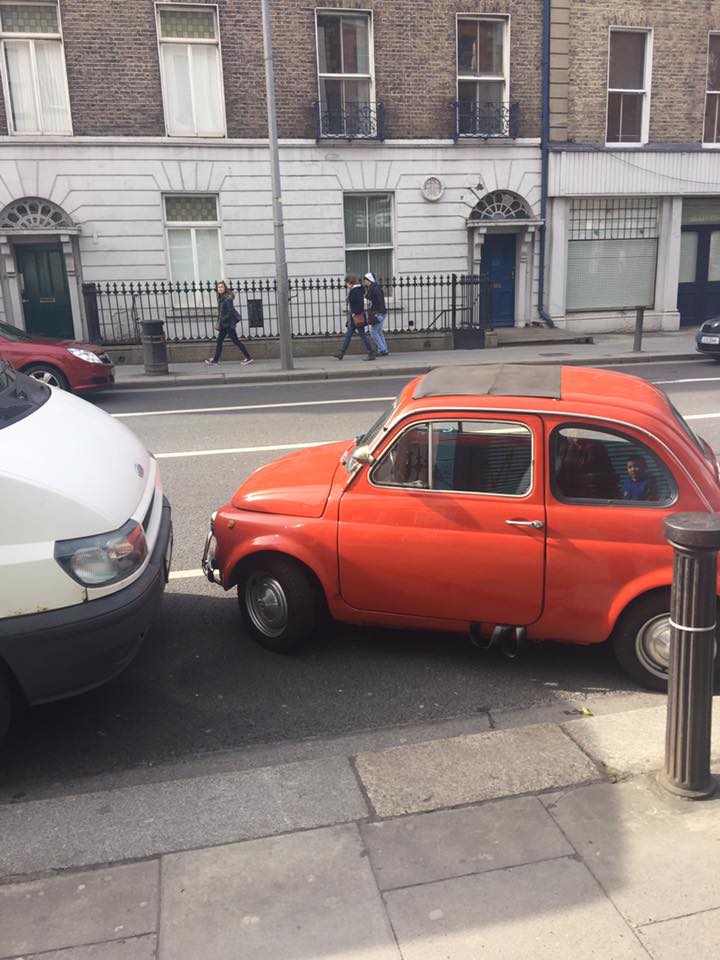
[314,100,385,141]
[452,101,521,141]
[83,274,491,346]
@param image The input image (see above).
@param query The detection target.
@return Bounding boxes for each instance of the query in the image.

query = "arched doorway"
[467,190,542,327]
[0,198,80,339]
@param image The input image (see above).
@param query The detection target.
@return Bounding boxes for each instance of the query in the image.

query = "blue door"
[481,234,516,327]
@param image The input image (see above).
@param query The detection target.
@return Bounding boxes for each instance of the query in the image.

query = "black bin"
[140,320,169,375]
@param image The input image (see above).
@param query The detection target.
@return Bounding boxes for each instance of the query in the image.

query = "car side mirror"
[353,445,375,466]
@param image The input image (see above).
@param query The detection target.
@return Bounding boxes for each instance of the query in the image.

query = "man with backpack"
[362,272,389,356]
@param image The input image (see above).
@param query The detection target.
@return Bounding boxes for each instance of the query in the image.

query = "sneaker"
[363,352,376,361]
[241,357,254,365]
[377,351,389,357]
[205,359,219,365]
[333,351,344,360]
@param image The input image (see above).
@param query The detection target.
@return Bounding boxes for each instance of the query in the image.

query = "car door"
[337,413,546,625]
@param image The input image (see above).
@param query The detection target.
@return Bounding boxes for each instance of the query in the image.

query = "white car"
[0,359,172,744]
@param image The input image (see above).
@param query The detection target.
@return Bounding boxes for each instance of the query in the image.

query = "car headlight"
[55,520,147,587]
[67,347,103,364]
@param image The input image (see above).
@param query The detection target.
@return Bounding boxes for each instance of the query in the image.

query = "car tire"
[612,590,720,691]
[238,556,316,654]
[22,363,70,391]
[0,668,12,748]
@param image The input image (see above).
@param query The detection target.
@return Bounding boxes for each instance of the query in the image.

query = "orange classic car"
[201,364,720,690]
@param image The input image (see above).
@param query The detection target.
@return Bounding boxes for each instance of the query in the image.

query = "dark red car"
[0,321,114,393]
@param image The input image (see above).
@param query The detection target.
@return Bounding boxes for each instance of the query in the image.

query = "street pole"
[260,0,293,370]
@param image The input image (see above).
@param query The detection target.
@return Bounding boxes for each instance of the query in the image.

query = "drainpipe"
[538,0,556,327]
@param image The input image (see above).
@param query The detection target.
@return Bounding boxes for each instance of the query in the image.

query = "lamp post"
[260,0,293,370]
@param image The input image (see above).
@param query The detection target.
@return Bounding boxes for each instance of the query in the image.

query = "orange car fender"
[221,528,336,593]
[605,565,674,638]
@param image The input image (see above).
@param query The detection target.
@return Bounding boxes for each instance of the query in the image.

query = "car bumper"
[73,365,115,392]
[0,498,172,705]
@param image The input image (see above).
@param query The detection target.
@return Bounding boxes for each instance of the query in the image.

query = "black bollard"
[658,513,720,800]
[140,320,169,376]
[633,306,645,352]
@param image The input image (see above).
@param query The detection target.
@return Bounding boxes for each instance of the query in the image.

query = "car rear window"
[0,360,50,430]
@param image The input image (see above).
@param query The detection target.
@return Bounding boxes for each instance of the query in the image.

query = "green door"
[17,246,74,339]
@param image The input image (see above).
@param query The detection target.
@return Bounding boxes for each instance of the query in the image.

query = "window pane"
[704,93,720,143]
[457,20,477,74]
[708,35,720,90]
[609,31,646,90]
[709,232,720,281]
[367,195,392,245]
[368,249,392,283]
[343,77,371,106]
[317,15,341,73]
[432,421,532,495]
[159,7,216,40]
[607,91,642,142]
[679,233,698,283]
[345,248,369,279]
[553,426,674,504]
[477,20,504,75]
[190,44,223,135]
[373,424,429,488]
[1,3,58,33]
[195,228,222,283]
[341,15,369,74]
[344,195,368,245]
[35,39,70,132]
[165,195,217,222]
[162,44,193,134]
[4,40,38,131]
[167,229,195,283]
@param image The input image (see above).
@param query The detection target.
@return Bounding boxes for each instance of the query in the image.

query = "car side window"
[372,420,533,496]
[551,425,676,505]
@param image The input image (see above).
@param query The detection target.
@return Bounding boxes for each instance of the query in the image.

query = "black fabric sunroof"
[412,364,562,401]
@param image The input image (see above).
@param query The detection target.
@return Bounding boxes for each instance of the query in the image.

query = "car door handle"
[505,519,544,529]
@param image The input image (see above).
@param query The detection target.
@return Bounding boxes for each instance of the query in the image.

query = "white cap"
[364,272,376,283]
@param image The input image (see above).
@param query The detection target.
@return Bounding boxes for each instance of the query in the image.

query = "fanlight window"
[469,191,531,221]
[0,198,74,230]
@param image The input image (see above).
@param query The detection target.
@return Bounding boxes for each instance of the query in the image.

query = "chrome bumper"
[201,521,219,585]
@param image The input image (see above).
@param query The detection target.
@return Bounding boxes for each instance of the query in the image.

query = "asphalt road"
[2,358,720,796]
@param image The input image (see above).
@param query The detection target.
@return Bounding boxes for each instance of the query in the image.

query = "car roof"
[409,364,669,419]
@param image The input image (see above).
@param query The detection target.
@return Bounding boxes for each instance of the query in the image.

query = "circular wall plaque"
[421,176,444,201]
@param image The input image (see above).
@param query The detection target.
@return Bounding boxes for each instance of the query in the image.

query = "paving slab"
[384,857,646,960]
[0,756,366,878]
[544,777,720,926]
[360,796,573,890]
[562,700,720,774]
[9,935,158,960]
[0,862,158,958]
[353,723,600,816]
[637,908,720,960]
[159,824,399,960]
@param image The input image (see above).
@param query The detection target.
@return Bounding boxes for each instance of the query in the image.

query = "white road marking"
[169,569,205,580]
[685,412,720,421]
[653,377,720,385]
[113,396,395,418]
[156,440,340,459]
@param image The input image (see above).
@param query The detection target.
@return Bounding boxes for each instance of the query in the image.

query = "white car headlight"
[55,520,147,587]
[67,347,103,364]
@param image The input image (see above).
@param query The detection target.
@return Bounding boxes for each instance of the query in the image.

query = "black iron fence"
[314,100,385,141]
[452,101,521,140]
[83,274,490,346]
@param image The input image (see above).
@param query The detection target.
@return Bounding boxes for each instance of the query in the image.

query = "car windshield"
[345,399,399,473]
[0,320,31,342]
[667,398,713,462]
[0,359,50,429]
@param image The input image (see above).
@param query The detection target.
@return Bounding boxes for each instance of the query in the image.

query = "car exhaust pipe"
[470,622,500,653]
[500,627,527,662]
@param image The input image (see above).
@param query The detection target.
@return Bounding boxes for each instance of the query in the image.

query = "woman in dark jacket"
[206,281,254,365]
[333,275,376,360]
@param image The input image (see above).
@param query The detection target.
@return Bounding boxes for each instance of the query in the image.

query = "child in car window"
[623,455,657,502]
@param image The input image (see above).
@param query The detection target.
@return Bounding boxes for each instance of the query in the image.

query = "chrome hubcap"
[245,572,288,638]
[29,369,60,388]
[635,614,671,680]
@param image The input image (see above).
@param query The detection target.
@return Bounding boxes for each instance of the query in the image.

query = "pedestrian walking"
[205,281,254,366]
[333,275,376,361]
[362,272,389,356]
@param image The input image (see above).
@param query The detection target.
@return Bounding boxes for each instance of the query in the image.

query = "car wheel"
[22,363,70,391]
[0,669,12,748]
[612,591,719,691]
[238,556,316,654]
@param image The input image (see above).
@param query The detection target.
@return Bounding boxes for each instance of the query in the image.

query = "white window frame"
[0,0,73,135]
[164,194,224,286]
[605,26,653,147]
[155,2,226,138]
[455,14,511,112]
[315,8,375,131]
[703,32,720,146]
[343,191,394,281]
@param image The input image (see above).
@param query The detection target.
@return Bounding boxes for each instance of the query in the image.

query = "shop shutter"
[566,238,657,311]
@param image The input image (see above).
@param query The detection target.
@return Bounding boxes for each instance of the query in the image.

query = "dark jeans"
[213,325,251,361]
[340,322,374,355]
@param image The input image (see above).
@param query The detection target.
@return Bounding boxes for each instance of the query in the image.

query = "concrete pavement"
[110,328,707,390]
[1,698,719,959]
